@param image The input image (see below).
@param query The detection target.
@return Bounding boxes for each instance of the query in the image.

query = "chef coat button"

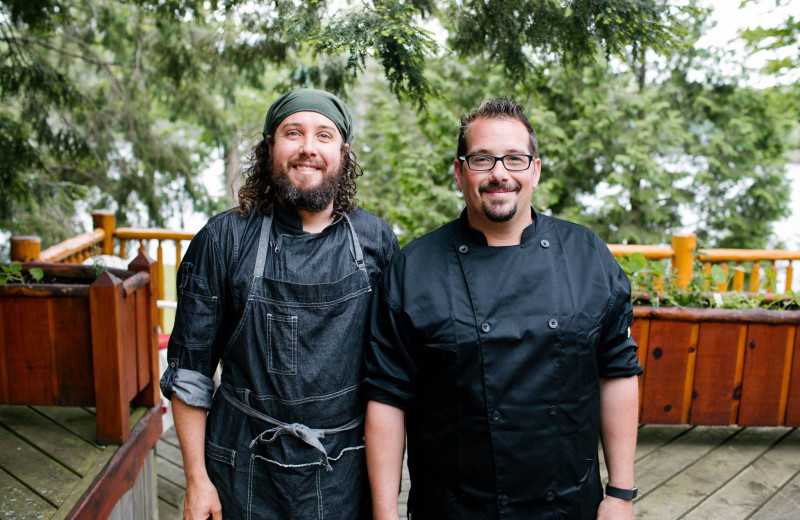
[545,491,556,502]
[540,239,550,248]
[548,406,558,416]
[491,410,502,422]
[458,245,469,254]
[548,318,558,329]
[481,322,491,333]
[498,494,510,506]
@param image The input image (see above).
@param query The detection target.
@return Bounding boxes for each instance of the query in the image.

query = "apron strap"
[253,206,274,278]
[343,213,366,269]
[220,386,363,471]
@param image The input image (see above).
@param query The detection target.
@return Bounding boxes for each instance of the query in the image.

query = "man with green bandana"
[160,89,398,519]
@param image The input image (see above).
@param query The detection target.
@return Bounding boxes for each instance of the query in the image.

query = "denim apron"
[205,208,373,519]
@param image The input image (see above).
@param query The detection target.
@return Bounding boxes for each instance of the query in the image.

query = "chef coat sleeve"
[159,226,227,409]
[362,258,417,410]
[596,250,643,378]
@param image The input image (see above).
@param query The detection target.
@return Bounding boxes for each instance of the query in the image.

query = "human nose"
[298,135,317,156]
[488,157,510,180]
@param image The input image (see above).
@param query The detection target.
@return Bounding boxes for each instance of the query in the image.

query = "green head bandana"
[262,89,354,144]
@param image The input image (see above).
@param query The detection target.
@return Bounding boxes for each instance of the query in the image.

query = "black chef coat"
[363,208,642,519]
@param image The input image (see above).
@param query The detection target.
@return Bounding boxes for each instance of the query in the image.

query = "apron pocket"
[267,312,298,375]
[206,440,236,467]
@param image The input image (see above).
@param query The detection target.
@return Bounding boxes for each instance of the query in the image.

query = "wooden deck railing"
[10,211,800,331]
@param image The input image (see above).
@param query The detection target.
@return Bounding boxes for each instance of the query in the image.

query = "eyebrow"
[469,148,530,155]
[280,121,338,133]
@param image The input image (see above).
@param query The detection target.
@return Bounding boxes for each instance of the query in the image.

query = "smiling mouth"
[291,163,323,173]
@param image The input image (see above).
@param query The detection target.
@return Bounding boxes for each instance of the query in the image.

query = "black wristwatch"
[605,484,638,500]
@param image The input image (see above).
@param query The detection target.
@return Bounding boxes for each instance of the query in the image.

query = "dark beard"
[271,161,341,213]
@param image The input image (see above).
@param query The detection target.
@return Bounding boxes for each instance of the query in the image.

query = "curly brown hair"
[236,137,362,217]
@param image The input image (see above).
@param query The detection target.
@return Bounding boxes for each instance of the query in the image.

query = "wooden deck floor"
[156,425,800,519]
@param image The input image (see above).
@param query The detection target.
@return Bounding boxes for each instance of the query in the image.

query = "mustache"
[289,156,325,169]
[479,181,521,194]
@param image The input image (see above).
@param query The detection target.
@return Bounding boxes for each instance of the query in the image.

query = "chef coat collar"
[271,203,343,235]
[458,206,538,246]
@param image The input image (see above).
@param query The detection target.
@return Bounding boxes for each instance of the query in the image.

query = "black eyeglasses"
[458,154,534,172]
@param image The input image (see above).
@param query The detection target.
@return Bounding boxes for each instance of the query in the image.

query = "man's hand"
[183,475,222,520]
[597,496,633,520]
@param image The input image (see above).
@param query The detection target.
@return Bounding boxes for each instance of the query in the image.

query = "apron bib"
[205,207,373,519]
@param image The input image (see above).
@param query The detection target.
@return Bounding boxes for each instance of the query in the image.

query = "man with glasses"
[363,98,642,519]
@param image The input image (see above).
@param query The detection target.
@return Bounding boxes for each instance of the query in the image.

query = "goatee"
[479,181,520,222]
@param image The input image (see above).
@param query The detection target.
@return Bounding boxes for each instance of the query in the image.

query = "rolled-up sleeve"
[159,226,227,409]
[596,249,643,379]
[362,259,417,410]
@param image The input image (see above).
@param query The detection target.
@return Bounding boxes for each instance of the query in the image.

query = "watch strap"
[605,484,638,500]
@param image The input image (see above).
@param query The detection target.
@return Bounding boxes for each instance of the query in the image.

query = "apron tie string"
[221,386,362,472]
[250,423,332,471]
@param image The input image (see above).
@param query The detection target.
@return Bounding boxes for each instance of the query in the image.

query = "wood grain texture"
[690,322,746,425]
[641,320,694,424]
[739,324,795,426]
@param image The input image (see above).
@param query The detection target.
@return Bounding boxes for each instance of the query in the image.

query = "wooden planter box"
[0,254,161,444]
[632,306,800,427]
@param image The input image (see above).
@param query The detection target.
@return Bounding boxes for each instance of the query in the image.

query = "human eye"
[505,154,527,166]
[470,155,493,166]
[318,131,333,140]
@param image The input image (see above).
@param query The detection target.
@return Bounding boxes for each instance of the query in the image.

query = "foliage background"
[1,0,798,254]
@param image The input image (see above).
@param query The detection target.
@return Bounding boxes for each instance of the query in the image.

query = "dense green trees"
[1,0,796,252]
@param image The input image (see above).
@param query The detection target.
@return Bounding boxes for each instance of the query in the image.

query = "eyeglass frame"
[458,153,535,172]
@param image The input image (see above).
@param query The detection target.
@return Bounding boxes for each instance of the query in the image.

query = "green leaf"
[710,265,727,285]
[29,267,44,281]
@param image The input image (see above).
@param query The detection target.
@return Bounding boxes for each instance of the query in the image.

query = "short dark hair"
[235,137,361,218]
[457,98,538,159]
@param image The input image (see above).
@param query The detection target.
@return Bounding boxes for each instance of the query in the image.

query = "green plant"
[0,264,43,284]
[617,252,795,310]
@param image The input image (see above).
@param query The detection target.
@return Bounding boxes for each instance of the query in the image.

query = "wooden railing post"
[10,236,41,262]
[90,271,130,444]
[128,252,161,409]
[92,210,116,256]
[672,234,697,288]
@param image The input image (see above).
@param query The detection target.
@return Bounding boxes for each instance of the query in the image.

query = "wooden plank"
[683,428,800,520]
[631,317,650,419]
[748,467,800,520]
[0,424,80,506]
[89,271,129,444]
[739,324,794,425]
[121,289,138,402]
[157,475,186,508]
[129,253,161,408]
[633,425,739,494]
[0,300,7,403]
[33,406,99,444]
[144,450,158,520]
[635,427,787,519]
[2,298,56,404]
[0,467,56,519]
[158,497,181,520]
[67,405,161,519]
[135,290,149,394]
[156,438,185,467]
[157,455,187,488]
[786,329,800,427]
[690,322,746,425]
[0,406,103,475]
[634,424,693,461]
[51,298,94,406]
[641,320,694,424]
